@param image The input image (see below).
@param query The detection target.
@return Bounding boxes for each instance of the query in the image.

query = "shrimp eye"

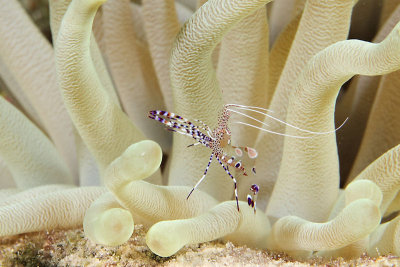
[235,162,241,168]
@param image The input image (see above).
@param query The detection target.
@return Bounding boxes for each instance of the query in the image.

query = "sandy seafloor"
[0,224,399,267]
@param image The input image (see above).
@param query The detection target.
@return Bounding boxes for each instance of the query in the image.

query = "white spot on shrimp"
[247,147,258,159]
[234,148,243,157]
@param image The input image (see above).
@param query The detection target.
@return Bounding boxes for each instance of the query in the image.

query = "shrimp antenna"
[226,103,275,113]
[226,104,348,137]
[232,121,314,139]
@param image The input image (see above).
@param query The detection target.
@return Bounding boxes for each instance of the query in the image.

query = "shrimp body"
[208,107,256,176]
[149,103,348,214]
[149,105,258,212]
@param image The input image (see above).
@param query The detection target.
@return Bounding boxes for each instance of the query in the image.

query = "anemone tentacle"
[2,0,400,262]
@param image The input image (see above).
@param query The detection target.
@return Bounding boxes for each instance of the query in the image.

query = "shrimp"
[149,104,348,213]
[149,105,259,212]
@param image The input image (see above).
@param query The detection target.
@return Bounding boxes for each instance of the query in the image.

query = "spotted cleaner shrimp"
[148,104,348,213]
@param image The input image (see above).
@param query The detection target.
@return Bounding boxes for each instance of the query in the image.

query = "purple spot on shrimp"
[250,184,259,193]
[247,196,252,206]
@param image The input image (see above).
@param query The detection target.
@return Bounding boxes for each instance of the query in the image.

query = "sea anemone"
[0,0,399,261]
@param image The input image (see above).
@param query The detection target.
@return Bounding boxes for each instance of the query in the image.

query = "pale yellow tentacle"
[142,0,180,112]
[256,0,354,210]
[0,0,77,179]
[0,97,73,188]
[267,21,400,222]
[169,0,272,201]
[55,0,148,174]
[102,0,169,152]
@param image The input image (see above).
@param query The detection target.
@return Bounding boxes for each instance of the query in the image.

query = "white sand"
[1,225,399,266]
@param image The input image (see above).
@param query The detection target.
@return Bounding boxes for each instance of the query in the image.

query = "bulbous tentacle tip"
[345,180,383,207]
[124,140,163,174]
[272,199,381,252]
[105,140,163,190]
[146,221,183,257]
[84,207,134,246]
[145,201,270,257]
